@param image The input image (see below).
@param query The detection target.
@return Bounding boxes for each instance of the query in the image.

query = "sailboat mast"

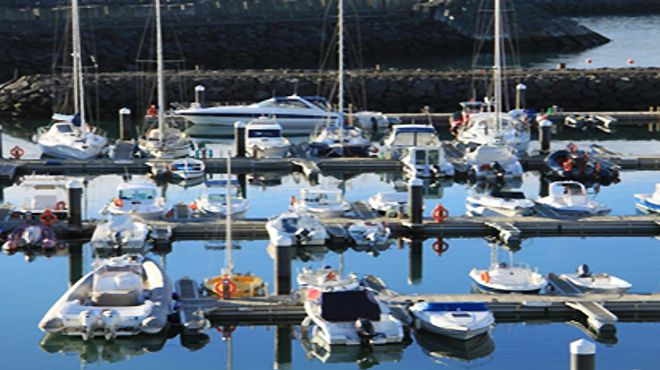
[155,0,165,143]
[493,0,503,132]
[224,153,234,276]
[71,0,85,127]
[337,0,345,141]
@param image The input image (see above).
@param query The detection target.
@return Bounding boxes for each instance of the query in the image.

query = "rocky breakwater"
[1,68,660,120]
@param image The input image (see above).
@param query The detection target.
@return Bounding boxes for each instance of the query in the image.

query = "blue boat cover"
[418,302,489,312]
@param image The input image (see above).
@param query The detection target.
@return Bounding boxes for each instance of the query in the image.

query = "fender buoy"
[562,157,574,172]
[9,146,25,160]
[54,201,67,211]
[480,271,491,283]
[432,204,449,223]
[325,271,337,281]
[213,277,237,298]
[432,238,449,255]
[290,195,296,207]
[189,201,198,211]
[164,209,175,219]
[40,209,58,227]
[113,198,124,207]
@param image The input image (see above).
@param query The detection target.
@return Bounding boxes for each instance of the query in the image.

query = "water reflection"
[414,331,494,365]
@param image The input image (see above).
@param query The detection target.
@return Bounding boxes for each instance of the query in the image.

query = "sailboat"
[454,0,530,155]
[138,0,191,159]
[203,153,265,298]
[34,0,108,160]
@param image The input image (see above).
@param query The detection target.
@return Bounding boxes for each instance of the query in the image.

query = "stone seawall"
[1,68,659,119]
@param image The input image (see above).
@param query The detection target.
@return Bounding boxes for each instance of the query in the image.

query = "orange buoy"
[432,203,449,223]
[480,271,491,283]
[562,157,574,172]
[189,201,198,211]
[113,198,124,207]
[40,209,58,227]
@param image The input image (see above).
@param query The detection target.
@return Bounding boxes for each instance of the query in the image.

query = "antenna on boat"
[155,0,166,145]
[223,151,234,277]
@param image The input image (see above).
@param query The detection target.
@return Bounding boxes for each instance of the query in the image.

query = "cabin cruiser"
[102,182,165,220]
[39,254,172,339]
[291,188,351,218]
[400,146,454,179]
[469,261,547,294]
[465,190,535,217]
[193,179,249,219]
[560,264,631,294]
[266,211,328,246]
[536,181,611,217]
[308,124,372,158]
[409,302,495,340]
[174,95,337,135]
[634,183,660,214]
[347,221,391,248]
[245,118,291,158]
[2,223,60,254]
[465,143,523,181]
[368,192,408,216]
[90,215,149,253]
[17,175,71,218]
[545,144,620,184]
[35,115,108,160]
[167,158,205,181]
[455,112,530,155]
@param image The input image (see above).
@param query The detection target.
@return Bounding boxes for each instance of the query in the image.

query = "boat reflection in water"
[414,330,495,365]
[300,335,408,368]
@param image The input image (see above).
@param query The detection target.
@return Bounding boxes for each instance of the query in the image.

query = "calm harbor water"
[0,129,658,369]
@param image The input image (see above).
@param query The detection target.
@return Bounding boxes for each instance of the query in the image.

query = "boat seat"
[91,271,144,306]
[32,195,58,210]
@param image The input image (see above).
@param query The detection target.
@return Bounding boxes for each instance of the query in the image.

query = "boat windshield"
[391,127,438,146]
[248,129,281,138]
[414,150,427,165]
[320,290,381,322]
[56,124,74,133]
[259,99,310,109]
[119,189,156,201]
[208,193,227,202]
[281,217,298,233]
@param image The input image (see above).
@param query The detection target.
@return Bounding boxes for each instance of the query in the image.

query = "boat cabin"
[319,290,381,322]
[116,183,158,205]
[19,176,70,214]
[246,119,284,138]
[386,124,439,148]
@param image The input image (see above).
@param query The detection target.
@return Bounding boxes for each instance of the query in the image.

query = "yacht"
[469,261,547,294]
[174,95,337,135]
[16,175,71,218]
[167,158,205,181]
[409,302,495,340]
[560,264,631,294]
[265,211,328,246]
[368,191,408,216]
[102,182,165,220]
[634,183,660,214]
[400,146,454,179]
[193,179,249,219]
[456,112,530,155]
[466,190,535,217]
[245,118,291,158]
[90,215,149,253]
[308,124,372,158]
[39,254,172,339]
[291,188,351,218]
[536,181,611,217]
[465,143,523,181]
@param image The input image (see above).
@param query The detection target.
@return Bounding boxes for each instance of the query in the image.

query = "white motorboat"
[308,124,372,158]
[291,188,351,218]
[469,261,547,294]
[466,190,535,217]
[167,157,205,180]
[193,179,249,219]
[266,211,328,246]
[297,266,359,291]
[400,146,454,179]
[456,112,530,155]
[102,182,165,220]
[175,95,337,135]
[347,221,391,248]
[536,181,611,217]
[409,302,495,340]
[368,191,408,216]
[245,118,291,158]
[90,215,149,252]
[39,254,172,339]
[560,264,632,294]
[16,175,71,218]
[382,124,440,150]
[465,143,523,181]
[634,183,660,214]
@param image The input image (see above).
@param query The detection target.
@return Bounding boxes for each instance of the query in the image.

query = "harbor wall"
[1,68,659,119]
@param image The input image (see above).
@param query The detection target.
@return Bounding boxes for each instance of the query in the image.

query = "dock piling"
[68,242,83,287]
[274,244,292,296]
[234,121,246,158]
[0,123,4,158]
[118,107,132,140]
[274,325,292,370]
[408,238,423,285]
[194,85,206,107]
[570,339,596,370]
[408,178,423,225]
[516,83,527,110]
[66,179,83,227]
[539,119,553,155]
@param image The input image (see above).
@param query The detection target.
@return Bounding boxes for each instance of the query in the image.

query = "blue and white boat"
[168,158,205,181]
[635,183,660,214]
[409,302,495,340]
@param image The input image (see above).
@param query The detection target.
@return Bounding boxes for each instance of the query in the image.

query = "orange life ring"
[40,209,58,226]
[113,198,124,207]
[432,204,449,223]
[9,146,25,160]
[432,238,449,255]
[54,201,67,211]
[213,277,237,298]
[480,271,491,283]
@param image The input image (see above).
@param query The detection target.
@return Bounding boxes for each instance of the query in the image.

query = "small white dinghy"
[466,190,535,217]
[90,215,149,252]
[409,302,495,340]
[469,261,547,294]
[245,118,291,158]
[560,264,631,294]
[465,143,523,181]
[102,182,166,220]
[368,192,408,216]
[348,221,391,248]
[39,254,172,340]
[266,211,328,246]
[291,188,351,218]
[193,179,249,219]
[634,183,660,214]
[536,181,611,217]
[167,158,205,181]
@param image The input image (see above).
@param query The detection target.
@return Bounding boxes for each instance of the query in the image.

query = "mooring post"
[515,83,527,110]
[118,107,132,141]
[570,339,596,370]
[238,173,247,200]
[194,85,206,107]
[234,121,246,158]
[538,119,553,155]
[274,324,292,370]
[67,179,83,228]
[408,238,423,285]
[275,244,292,296]
[0,123,4,158]
[408,178,423,225]
[68,242,83,287]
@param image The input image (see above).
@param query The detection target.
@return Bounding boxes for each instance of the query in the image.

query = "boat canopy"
[320,290,381,322]
[417,302,489,312]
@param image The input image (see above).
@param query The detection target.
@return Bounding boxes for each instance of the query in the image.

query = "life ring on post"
[432,203,449,223]
[213,277,237,298]
[9,146,24,159]
[54,201,67,211]
[432,238,449,255]
[40,209,58,227]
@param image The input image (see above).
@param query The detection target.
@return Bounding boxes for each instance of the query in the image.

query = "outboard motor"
[355,318,377,345]
[577,264,590,278]
[295,228,312,244]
